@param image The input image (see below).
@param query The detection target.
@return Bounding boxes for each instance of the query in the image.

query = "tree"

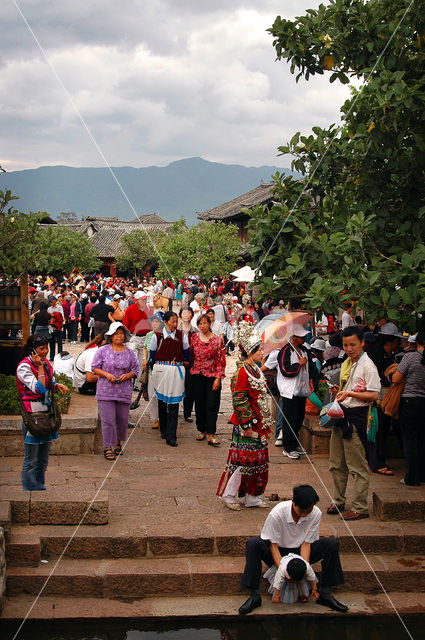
[57,211,79,224]
[155,219,241,281]
[33,226,101,274]
[247,0,425,330]
[117,228,167,274]
[0,189,42,280]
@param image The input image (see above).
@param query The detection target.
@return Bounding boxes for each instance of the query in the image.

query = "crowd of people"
[16,269,425,615]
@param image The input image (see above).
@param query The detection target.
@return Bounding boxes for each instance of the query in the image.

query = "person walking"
[392,331,425,486]
[69,293,82,344]
[122,291,154,380]
[179,306,197,423]
[31,301,51,339]
[141,314,164,429]
[47,296,64,361]
[91,322,139,460]
[90,294,113,338]
[150,311,190,447]
[191,314,226,446]
[218,322,273,510]
[17,334,69,491]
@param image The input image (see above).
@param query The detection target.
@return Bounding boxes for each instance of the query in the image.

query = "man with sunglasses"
[238,484,347,614]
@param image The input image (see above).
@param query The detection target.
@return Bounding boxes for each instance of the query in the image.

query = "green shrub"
[0,372,74,415]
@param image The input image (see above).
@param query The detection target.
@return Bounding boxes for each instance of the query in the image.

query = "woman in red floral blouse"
[190,314,226,446]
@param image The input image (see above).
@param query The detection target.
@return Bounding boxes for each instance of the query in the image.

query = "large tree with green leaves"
[155,219,240,281]
[33,226,101,274]
[117,228,167,275]
[247,0,425,330]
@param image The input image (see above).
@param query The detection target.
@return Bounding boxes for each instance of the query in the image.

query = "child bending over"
[264,553,319,604]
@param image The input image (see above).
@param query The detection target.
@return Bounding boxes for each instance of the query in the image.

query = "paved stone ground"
[2,337,421,535]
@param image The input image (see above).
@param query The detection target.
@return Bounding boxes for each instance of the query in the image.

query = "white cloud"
[0,0,350,171]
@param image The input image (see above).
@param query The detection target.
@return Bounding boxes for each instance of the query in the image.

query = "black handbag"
[20,364,62,438]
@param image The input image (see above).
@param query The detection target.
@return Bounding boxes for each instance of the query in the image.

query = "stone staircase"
[3,495,425,621]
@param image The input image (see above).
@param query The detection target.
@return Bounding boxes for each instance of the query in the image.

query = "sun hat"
[134,291,148,300]
[292,325,309,337]
[379,322,403,339]
[113,294,122,300]
[311,338,326,351]
[104,322,131,342]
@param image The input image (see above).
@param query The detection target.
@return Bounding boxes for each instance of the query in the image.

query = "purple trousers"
[98,400,130,448]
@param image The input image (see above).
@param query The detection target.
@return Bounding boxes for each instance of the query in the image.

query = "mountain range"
[0,157,295,224]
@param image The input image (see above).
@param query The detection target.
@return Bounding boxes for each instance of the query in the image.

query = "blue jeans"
[22,438,51,491]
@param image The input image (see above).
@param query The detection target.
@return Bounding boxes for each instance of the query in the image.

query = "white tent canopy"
[230,266,257,283]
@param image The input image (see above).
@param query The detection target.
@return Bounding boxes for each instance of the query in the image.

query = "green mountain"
[0,157,295,224]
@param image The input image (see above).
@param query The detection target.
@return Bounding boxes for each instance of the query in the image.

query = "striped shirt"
[397,351,425,398]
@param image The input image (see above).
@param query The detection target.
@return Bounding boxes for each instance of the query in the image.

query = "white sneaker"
[275,437,283,447]
[283,449,300,460]
[295,446,307,455]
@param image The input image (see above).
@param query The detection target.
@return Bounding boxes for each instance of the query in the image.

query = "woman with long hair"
[17,334,69,490]
[191,314,225,447]
[392,331,425,486]
[31,301,51,339]
[217,322,273,510]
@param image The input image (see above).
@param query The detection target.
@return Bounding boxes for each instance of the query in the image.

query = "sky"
[1,0,352,172]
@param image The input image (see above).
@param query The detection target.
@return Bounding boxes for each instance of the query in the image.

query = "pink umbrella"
[261,312,312,356]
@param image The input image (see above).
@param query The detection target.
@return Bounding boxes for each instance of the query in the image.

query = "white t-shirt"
[341,311,355,329]
[272,553,317,590]
[211,320,224,337]
[212,304,227,324]
[53,353,75,382]
[261,501,321,549]
[73,346,99,389]
[341,352,381,408]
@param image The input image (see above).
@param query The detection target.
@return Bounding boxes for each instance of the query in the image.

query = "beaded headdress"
[235,321,262,354]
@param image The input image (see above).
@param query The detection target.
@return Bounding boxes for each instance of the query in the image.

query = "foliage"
[57,212,79,224]
[33,225,101,275]
[0,374,20,415]
[247,0,425,331]
[0,372,73,415]
[117,228,167,274]
[0,190,43,280]
[155,219,241,281]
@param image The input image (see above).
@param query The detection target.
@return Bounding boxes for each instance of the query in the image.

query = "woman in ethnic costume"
[218,322,273,511]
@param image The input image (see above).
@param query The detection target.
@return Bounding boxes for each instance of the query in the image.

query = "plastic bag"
[327,399,344,419]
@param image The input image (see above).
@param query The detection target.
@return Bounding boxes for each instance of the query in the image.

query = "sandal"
[196,433,207,441]
[375,468,394,476]
[114,442,123,456]
[208,438,221,447]
[224,502,241,511]
[104,447,115,461]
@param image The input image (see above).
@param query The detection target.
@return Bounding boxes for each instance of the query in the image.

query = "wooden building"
[197,182,275,242]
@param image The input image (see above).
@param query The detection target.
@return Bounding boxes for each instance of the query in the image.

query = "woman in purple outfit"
[92,322,139,460]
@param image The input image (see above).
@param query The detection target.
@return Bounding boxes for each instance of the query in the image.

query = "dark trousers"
[183,368,194,419]
[49,328,63,360]
[241,536,344,591]
[78,381,97,395]
[367,407,391,471]
[399,397,425,485]
[192,373,221,434]
[281,396,307,452]
[158,399,179,443]
[70,320,79,341]
[80,321,90,342]
[63,320,72,341]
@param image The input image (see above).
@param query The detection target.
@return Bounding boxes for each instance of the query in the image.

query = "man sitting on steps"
[238,484,348,614]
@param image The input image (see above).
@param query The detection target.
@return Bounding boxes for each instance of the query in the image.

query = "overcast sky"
[1,0,351,171]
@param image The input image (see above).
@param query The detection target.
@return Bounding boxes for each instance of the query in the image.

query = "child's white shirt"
[272,553,317,590]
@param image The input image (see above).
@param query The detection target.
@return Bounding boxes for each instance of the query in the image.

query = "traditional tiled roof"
[39,215,173,259]
[197,183,275,221]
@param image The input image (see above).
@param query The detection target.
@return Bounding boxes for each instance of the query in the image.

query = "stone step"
[7,554,425,598]
[2,591,425,621]
[6,533,40,567]
[6,520,425,565]
[1,488,108,525]
[373,488,425,521]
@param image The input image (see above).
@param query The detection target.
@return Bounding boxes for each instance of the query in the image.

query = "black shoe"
[166,440,178,447]
[160,434,166,440]
[129,402,140,410]
[238,594,262,615]
[316,594,348,612]
[184,417,193,423]
[127,422,136,429]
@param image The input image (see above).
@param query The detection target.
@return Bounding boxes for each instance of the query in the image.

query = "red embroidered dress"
[218,361,271,498]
